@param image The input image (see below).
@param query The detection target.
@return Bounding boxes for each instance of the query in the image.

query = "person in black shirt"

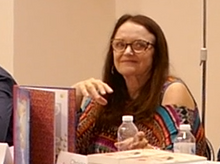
[0,66,17,146]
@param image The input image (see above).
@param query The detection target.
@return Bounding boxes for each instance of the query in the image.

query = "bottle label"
[173,142,196,155]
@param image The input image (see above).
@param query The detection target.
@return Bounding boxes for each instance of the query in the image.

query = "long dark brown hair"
[95,14,169,130]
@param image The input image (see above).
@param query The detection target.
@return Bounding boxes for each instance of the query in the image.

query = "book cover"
[13,86,76,164]
[13,88,30,164]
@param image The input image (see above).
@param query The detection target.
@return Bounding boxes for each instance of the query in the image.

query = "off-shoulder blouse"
[76,77,206,156]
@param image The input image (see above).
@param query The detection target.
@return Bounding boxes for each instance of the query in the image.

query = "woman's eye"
[134,42,146,49]
[116,42,125,48]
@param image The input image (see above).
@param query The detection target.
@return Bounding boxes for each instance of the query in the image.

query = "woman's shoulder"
[161,76,196,110]
[161,76,184,100]
[162,76,183,91]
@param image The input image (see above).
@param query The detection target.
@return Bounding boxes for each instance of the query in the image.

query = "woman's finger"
[102,83,113,94]
[78,83,90,97]
[96,96,108,105]
[93,79,113,95]
[128,131,148,149]
[85,82,101,99]
[128,138,148,149]
[132,131,145,143]
[114,137,133,151]
[84,83,107,105]
[73,78,113,105]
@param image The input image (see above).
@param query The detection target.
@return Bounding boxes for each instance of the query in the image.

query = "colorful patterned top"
[76,77,206,156]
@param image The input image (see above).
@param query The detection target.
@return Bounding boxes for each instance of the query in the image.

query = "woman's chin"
[118,70,137,76]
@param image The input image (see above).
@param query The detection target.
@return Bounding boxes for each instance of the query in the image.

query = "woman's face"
[113,21,155,78]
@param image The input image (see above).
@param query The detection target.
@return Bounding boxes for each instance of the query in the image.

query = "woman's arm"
[161,82,195,110]
[161,81,206,156]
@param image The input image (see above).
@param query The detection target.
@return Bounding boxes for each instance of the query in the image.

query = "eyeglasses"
[111,39,154,53]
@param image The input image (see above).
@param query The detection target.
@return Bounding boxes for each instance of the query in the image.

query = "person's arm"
[161,82,195,110]
[0,80,13,142]
[161,82,206,156]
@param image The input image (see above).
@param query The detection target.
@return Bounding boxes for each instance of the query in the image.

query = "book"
[13,85,76,164]
[87,149,207,164]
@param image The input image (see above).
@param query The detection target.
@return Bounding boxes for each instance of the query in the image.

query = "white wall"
[116,0,220,156]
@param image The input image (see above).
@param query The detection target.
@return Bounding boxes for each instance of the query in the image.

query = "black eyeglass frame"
[111,39,154,53]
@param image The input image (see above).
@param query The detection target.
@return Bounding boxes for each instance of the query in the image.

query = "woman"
[73,14,206,156]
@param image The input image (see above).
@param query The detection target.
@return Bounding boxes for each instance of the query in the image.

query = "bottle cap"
[179,124,191,131]
[122,115,133,122]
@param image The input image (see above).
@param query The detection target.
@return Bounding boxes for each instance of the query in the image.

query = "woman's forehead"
[115,21,155,43]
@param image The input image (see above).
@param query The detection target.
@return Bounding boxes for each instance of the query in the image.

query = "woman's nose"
[124,45,134,55]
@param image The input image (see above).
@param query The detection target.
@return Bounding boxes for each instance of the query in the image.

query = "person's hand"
[114,131,150,151]
[72,78,113,106]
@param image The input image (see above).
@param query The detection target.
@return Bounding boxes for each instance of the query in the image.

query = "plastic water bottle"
[173,124,196,155]
[117,115,138,151]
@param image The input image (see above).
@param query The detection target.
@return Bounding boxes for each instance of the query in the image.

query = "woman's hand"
[72,78,113,108]
[114,131,150,151]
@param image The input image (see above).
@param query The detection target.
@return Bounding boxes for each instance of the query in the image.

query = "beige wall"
[14,0,115,86]
[206,0,220,156]
[0,0,14,74]
[1,0,219,157]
